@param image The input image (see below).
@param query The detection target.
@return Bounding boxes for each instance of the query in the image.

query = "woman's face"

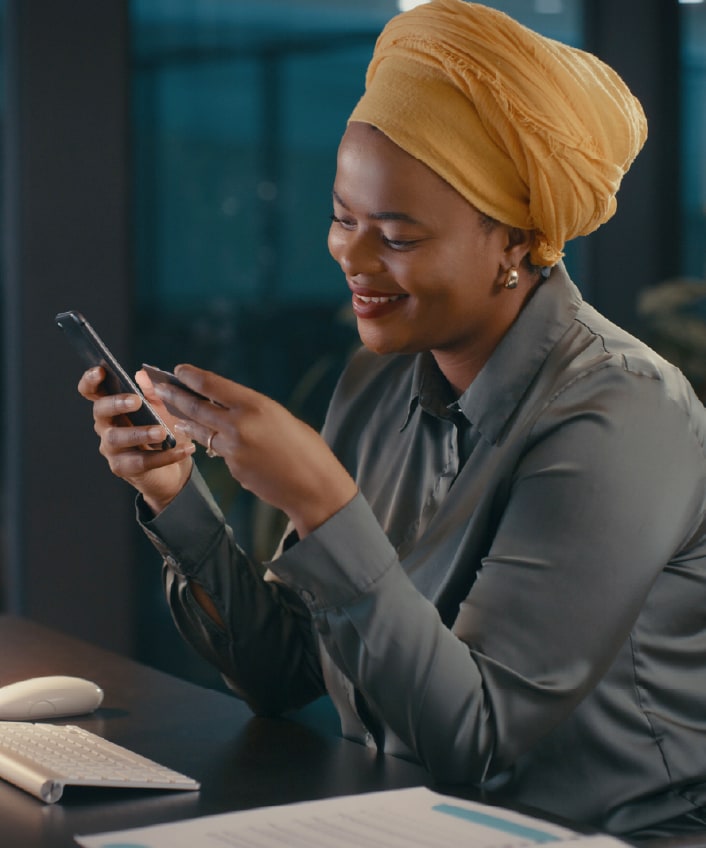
[328,121,525,388]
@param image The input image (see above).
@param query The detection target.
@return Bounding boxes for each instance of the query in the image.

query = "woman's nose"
[329,230,384,277]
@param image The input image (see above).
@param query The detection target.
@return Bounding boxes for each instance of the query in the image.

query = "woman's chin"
[357,327,403,357]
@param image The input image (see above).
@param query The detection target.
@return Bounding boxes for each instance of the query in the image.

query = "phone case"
[55,310,176,450]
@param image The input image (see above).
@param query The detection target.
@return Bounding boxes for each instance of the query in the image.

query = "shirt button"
[364,732,375,747]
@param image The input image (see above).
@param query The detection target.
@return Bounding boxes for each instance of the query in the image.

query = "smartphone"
[55,310,177,450]
[142,363,224,420]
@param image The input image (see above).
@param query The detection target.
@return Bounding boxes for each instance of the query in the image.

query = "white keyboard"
[0,721,200,803]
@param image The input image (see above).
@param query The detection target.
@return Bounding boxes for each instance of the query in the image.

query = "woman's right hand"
[78,366,196,515]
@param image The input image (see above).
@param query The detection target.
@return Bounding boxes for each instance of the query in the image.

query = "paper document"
[75,786,627,848]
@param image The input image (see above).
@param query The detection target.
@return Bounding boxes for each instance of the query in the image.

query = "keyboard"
[0,721,201,803]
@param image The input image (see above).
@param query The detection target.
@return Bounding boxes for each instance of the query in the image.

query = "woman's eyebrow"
[332,190,423,226]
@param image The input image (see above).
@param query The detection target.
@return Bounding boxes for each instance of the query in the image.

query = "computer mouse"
[0,675,104,720]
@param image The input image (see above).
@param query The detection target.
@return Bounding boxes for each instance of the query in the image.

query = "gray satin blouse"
[140,263,706,836]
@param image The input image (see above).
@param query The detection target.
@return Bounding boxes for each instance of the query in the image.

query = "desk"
[4,616,706,848]
[0,615,429,848]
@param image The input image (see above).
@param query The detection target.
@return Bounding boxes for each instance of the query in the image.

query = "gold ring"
[206,431,218,458]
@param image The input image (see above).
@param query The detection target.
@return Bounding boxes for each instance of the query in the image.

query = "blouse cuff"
[266,492,399,612]
[136,466,227,576]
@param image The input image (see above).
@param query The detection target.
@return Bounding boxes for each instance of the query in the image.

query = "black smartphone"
[55,310,177,450]
[142,363,223,420]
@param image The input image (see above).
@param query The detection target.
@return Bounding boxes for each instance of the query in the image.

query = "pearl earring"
[504,267,519,289]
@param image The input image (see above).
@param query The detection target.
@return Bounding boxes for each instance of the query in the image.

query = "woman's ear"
[504,226,534,267]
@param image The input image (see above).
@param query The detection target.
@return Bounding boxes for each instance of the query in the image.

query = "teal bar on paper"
[432,804,562,843]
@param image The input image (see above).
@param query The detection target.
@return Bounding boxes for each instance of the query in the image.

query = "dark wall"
[3,0,136,653]
[584,0,681,333]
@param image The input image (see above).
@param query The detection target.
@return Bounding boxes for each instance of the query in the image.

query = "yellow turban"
[348,0,647,266]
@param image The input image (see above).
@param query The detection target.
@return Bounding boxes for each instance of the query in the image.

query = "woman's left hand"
[150,364,358,538]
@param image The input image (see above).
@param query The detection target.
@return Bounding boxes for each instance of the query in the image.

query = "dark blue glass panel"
[680,2,706,280]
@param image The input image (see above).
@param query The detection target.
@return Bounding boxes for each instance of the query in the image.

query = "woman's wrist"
[289,477,359,539]
[141,460,194,517]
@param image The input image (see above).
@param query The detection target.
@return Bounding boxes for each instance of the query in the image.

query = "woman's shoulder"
[551,300,706,441]
[572,301,696,396]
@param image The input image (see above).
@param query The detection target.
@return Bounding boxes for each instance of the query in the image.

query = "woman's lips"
[351,291,407,317]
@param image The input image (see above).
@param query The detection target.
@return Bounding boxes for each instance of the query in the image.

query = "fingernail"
[147,427,164,441]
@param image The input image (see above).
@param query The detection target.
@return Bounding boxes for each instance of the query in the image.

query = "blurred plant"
[638,277,706,400]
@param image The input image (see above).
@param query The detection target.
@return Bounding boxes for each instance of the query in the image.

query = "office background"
[0,0,704,691]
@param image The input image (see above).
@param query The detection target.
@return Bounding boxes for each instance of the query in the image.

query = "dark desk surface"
[0,614,429,848]
[4,615,706,848]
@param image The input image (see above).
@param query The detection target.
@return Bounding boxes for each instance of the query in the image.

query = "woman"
[79,0,706,837]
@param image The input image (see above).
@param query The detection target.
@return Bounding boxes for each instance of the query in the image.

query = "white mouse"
[0,675,104,720]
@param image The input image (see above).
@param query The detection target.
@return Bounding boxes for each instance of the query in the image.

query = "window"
[0,0,5,613]
[681,1,706,279]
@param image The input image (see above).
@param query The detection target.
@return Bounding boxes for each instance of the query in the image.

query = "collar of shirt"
[401,263,583,443]
[402,353,457,428]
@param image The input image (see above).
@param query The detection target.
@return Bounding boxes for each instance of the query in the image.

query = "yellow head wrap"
[348,0,647,266]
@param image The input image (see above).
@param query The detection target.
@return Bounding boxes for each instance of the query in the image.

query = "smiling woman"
[328,123,535,389]
[74,0,706,840]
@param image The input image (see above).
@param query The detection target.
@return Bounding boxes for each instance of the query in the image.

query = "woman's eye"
[330,214,420,249]
[382,235,420,250]
[330,214,356,229]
